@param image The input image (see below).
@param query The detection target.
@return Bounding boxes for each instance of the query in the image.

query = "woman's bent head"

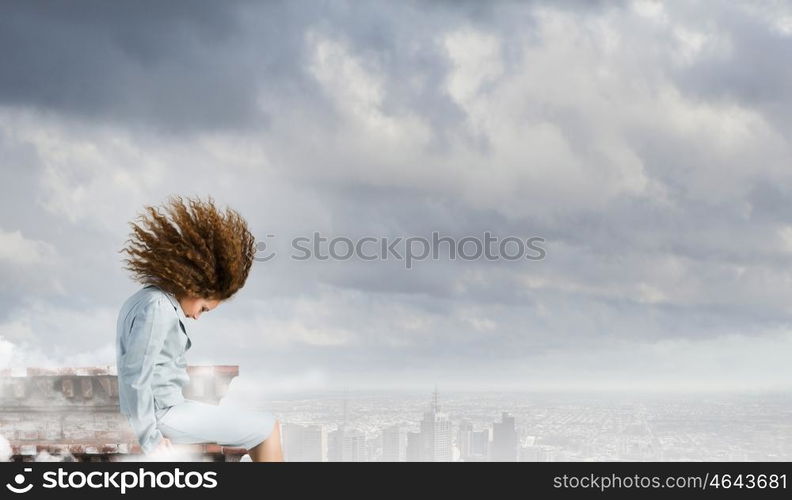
[121,195,256,305]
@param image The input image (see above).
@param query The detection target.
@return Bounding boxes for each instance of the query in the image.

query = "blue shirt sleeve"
[118,297,169,454]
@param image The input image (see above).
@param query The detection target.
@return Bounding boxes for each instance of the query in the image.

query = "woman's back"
[115,285,192,453]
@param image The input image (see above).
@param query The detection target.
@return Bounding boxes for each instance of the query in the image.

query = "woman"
[115,195,283,462]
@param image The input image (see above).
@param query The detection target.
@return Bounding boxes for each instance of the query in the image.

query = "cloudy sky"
[1,0,792,399]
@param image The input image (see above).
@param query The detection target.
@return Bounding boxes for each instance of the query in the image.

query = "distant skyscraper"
[457,419,473,461]
[406,431,422,462]
[470,428,490,462]
[491,412,518,461]
[366,432,380,462]
[327,389,366,461]
[382,425,406,462]
[417,387,452,462]
[328,428,341,462]
[328,427,366,462]
[283,422,327,462]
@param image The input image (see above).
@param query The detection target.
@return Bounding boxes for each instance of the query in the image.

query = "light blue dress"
[116,285,276,454]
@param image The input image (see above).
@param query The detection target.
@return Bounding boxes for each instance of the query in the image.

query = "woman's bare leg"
[248,419,284,462]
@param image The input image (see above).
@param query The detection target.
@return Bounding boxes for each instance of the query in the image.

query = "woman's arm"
[118,297,169,454]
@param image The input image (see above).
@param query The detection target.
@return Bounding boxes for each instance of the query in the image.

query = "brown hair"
[120,195,256,301]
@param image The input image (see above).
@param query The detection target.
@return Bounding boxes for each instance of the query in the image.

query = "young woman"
[115,195,283,462]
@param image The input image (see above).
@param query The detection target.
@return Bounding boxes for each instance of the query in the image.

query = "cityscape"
[1,367,790,462]
[270,389,792,462]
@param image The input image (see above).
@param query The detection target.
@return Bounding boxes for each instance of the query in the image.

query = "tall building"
[457,419,473,461]
[405,430,422,462]
[328,427,366,462]
[326,393,366,461]
[491,412,518,461]
[470,428,490,462]
[366,431,381,462]
[417,387,452,462]
[381,424,406,462]
[282,422,327,462]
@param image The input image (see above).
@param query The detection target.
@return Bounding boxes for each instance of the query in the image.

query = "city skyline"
[2,364,789,462]
[273,388,792,462]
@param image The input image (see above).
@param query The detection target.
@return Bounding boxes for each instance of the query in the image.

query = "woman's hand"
[152,437,174,454]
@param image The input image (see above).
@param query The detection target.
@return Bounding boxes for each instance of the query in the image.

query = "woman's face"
[178,296,221,320]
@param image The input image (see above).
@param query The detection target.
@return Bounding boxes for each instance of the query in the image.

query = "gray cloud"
[0,0,276,133]
[1,0,791,392]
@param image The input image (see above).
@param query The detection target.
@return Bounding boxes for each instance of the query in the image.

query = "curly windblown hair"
[121,195,256,301]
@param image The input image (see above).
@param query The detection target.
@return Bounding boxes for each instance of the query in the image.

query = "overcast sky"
[1,0,792,398]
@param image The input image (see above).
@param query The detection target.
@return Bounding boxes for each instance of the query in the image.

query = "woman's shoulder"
[120,285,170,316]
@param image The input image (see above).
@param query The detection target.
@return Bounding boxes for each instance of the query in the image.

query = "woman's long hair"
[120,195,256,300]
